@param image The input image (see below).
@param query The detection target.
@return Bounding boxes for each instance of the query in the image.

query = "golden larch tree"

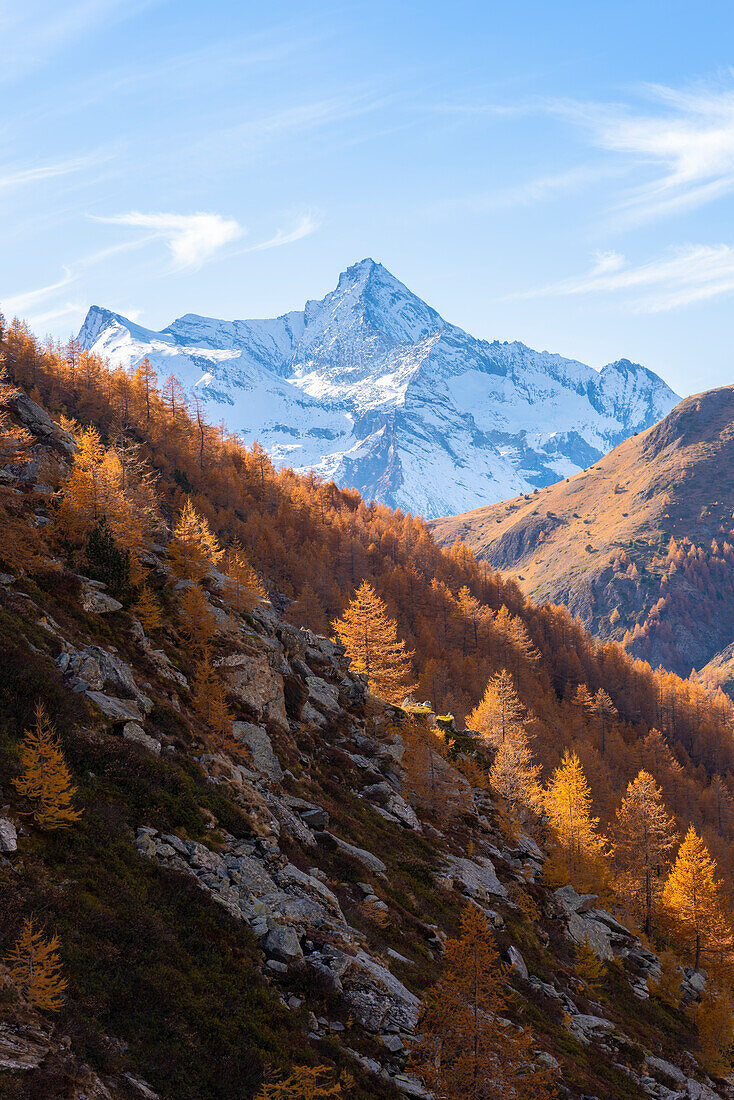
[612,769,677,935]
[0,406,33,467]
[694,988,734,1076]
[286,582,329,635]
[161,373,187,423]
[58,425,106,530]
[574,935,607,991]
[331,581,415,704]
[133,584,162,633]
[467,669,525,748]
[7,917,67,1012]
[571,683,595,736]
[661,826,732,971]
[498,610,540,689]
[178,583,217,649]
[409,905,556,1099]
[223,544,266,613]
[191,649,233,746]
[13,701,82,830]
[648,950,681,1006]
[168,498,223,581]
[254,1065,352,1099]
[544,750,608,888]
[57,426,144,552]
[133,356,158,422]
[488,725,543,825]
[593,688,617,756]
[401,717,470,824]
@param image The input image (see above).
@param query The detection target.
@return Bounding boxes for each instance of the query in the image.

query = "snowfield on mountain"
[79,258,679,519]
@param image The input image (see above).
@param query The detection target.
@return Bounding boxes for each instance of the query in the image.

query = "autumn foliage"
[409,905,555,1099]
[612,769,677,935]
[6,917,67,1012]
[332,580,415,704]
[661,826,732,971]
[12,701,82,830]
[190,648,234,746]
[253,1065,353,1098]
[544,751,608,890]
[169,497,223,581]
[7,317,734,988]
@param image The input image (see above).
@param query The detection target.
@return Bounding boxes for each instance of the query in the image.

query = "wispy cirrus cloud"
[511,243,734,312]
[247,213,321,252]
[1,0,163,82]
[2,207,321,325]
[90,211,244,269]
[24,303,85,330]
[551,77,734,224]
[1,269,75,315]
[426,163,617,217]
[450,76,734,225]
[0,152,109,191]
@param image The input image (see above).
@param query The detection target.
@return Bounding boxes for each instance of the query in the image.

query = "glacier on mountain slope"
[78,259,679,519]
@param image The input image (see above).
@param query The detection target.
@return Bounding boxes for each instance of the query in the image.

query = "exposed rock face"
[85,692,145,723]
[341,949,421,1032]
[81,586,123,614]
[0,815,17,853]
[305,675,340,713]
[444,854,508,901]
[646,1055,687,1086]
[2,391,76,458]
[552,886,668,999]
[123,723,162,754]
[507,945,528,980]
[232,721,283,780]
[57,643,153,723]
[568,1014,616,1044]
[264,925,302,964]
[361,781,422,830]
[316,832,388,875]
[216,652,289,731]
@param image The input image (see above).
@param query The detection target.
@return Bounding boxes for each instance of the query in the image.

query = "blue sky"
[4,0,734,395]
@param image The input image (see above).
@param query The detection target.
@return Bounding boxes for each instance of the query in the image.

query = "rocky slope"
[77,259,678,519]
[0,388,732,1099]
[431,386,734,680]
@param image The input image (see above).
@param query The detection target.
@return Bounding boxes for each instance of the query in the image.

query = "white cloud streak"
[512,244,734,312]
[1,0,161,82]
[426,163,617,217]
[2,207,320,325]
[553,78,734,224]
[0,152,107,191]
[91,211,244,269]
[25,303,85,330]
[1,269,75,315]
[247,213,320,252]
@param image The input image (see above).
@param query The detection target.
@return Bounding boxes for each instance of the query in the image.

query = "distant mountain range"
[78,258,679,519]
[431,385,734,686]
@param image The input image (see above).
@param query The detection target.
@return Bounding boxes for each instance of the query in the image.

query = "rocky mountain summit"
[77,259,678,518]
[0,391,731,1099]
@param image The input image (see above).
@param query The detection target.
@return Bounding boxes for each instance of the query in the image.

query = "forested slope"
[2,318,734,1097]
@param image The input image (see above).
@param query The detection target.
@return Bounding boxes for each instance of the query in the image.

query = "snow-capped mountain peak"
[77,260,679,518]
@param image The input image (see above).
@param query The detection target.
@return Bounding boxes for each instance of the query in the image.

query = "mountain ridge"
[431,385,734,681]
[78,259,679,519]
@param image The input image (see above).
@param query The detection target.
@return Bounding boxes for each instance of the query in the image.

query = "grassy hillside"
[431,386,734,678]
